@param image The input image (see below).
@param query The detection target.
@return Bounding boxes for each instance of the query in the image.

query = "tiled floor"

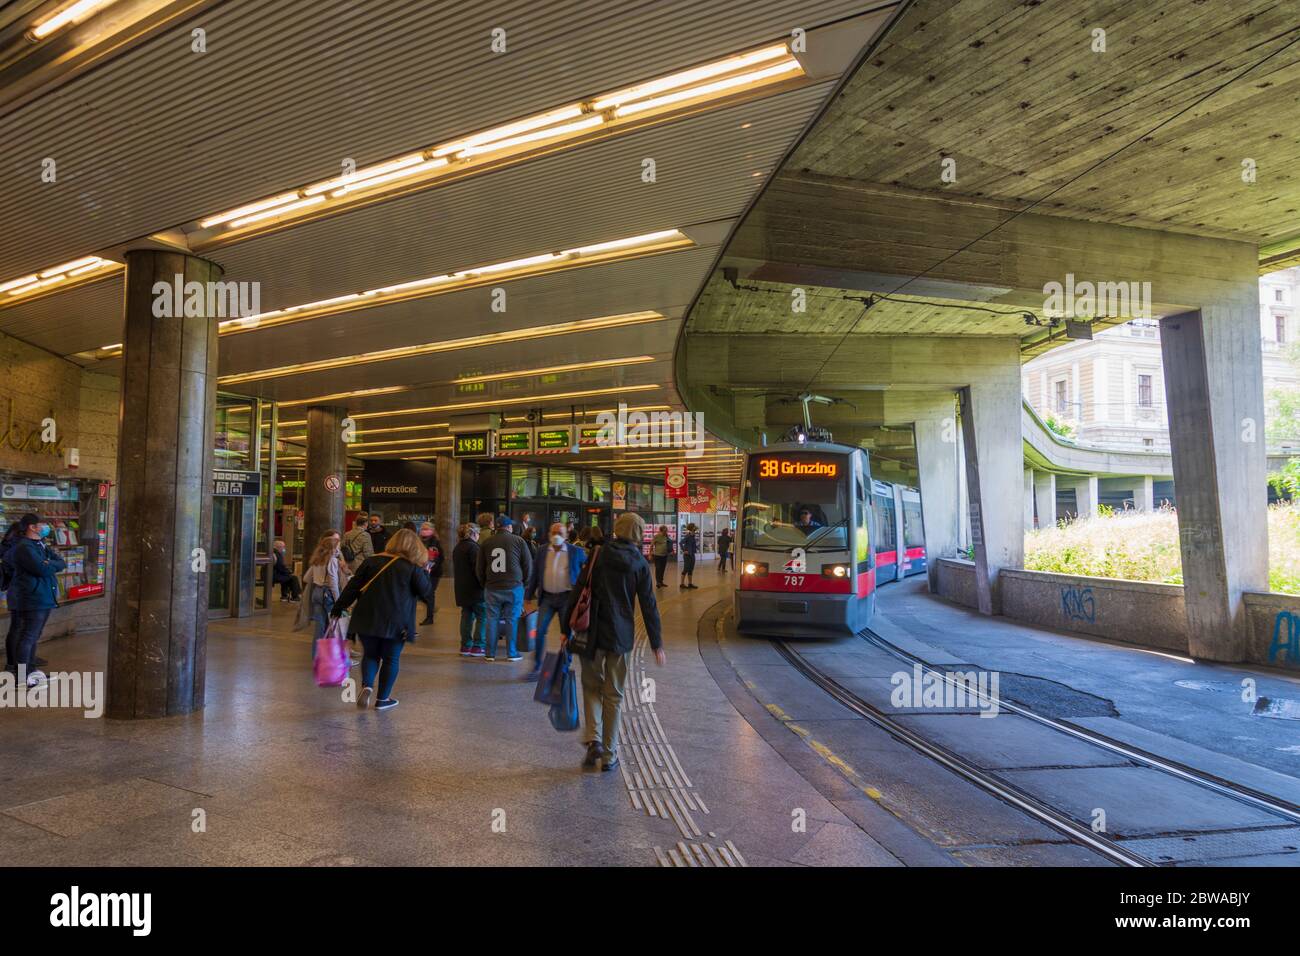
[0,567,895,867]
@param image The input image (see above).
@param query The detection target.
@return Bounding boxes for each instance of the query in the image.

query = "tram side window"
[873,494,896,554]
[856,476,870,564]
[903,499,925,549]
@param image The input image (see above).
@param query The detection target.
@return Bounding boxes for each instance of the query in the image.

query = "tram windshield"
[742,454,848,551]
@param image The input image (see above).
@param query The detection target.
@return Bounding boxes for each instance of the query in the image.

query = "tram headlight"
[742,561,768,576]
[821,564,849,579]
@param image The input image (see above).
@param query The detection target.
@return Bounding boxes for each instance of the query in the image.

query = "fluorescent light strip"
[184,42,801,241]
[273,355,656,410]
[615,59,802,118]
[212,229,686,340]
[218,309,668,385]
[4,256,121,302]
[591,43,789,110]
[344,385,661,423]
[31,0,117,39]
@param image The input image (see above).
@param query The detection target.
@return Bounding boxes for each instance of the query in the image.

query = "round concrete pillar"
[107,249,222,719]
[303,405,348,560]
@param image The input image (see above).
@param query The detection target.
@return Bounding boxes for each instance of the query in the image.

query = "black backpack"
[340,536,356,564]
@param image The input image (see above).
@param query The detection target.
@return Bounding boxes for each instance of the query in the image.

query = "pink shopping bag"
[313,618,349,687]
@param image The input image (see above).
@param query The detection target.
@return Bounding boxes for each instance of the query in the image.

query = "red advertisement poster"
[664,464,688,499]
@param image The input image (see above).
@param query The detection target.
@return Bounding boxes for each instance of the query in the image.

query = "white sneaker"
[357,686,373,709]
[26,669,47,688]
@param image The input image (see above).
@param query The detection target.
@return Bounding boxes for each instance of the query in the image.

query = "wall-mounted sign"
[323,474,342,493]
[534,427,573,454]
[496,429,533,456]
[665,464,688,499]
[453,431,493,459]
[213,469,261,497]
[578,426,605,447]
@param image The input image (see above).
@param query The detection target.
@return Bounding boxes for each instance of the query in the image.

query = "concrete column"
[1135,475,1155,512]
[959,378,1025,615]
[1160,306,1268,661]
[1073,475,1099,518]
[1023,468,1035,531]
[303,406,348,558]
[1033,471,1056,529]
[914,414,960,592]
[435,454,460,578]
[108,250,221,719]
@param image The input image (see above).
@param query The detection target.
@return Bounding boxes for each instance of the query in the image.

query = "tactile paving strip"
[616,614,746,867]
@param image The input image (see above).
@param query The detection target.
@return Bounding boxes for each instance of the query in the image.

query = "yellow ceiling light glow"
[210,230,686,340]
[30,0,118,38]
[344,385,661,423]
[267,354,659,414]
[181,41,803,246]
[217,310,667,385]
[4,256,121,303]
[5,39,805,308]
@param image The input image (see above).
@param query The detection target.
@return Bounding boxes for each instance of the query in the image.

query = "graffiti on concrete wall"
[1061,586,1096,624]
[1268,610,1300,666]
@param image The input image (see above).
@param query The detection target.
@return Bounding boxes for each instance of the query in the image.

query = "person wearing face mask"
[417,521,444,626]
[3,514,65,687]
[521,521,587,682]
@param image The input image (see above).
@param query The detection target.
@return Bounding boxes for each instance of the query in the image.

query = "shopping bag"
[313,618,349,687]
[533,650,564,705]
[516,609,538,653]
[548,653,580,732]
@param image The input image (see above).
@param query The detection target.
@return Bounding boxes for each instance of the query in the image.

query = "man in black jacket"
[453,522,485,657]
[566,512,665,773]
[475,515,533,662]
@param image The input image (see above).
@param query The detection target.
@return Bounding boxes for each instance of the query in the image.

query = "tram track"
[772,629,1300,867]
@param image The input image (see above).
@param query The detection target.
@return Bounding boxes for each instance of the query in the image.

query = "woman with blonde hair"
[295,529,351,655]
[330,528,432,711]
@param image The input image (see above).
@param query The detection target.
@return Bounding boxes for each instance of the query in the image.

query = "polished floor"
[0,562,893,867]
[7,562,1298,867]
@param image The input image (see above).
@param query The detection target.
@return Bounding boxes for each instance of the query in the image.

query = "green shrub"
[1023,502,1299,594]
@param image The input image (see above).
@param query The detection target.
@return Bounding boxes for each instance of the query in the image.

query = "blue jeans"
[9,608,51,672]
[459,601,486,650]
[534,590,570,669]
[310,589,335,658]
[484,586,523,658]
[359,635,404,699]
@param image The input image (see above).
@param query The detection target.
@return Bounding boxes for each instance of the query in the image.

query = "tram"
[734,434,926,637]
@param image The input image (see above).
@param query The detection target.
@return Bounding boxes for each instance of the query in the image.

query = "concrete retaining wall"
[932,558,1188,652]
[999,568,1188,653]
[1244,592,1300,670]
[934,558,979,610]
[931,560,1300,665]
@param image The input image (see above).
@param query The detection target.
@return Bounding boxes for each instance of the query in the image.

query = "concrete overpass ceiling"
[678,0,1300,450]
[0,0,901,470]
[793,0,1300,246]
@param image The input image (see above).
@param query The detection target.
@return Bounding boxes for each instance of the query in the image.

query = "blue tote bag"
[548,652,580,732]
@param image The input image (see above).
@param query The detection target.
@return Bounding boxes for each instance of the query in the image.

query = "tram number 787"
[783,574,804,587]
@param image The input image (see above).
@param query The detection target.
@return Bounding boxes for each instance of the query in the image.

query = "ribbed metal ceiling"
[0,0,893,471]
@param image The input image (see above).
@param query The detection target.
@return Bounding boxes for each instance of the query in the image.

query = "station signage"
[496,429,533,456]
[534,427,573,454]
[578,426,605,447]
[756,458,839,479]
[213,469,261,497]
[664,464,688,499]
[453,431,493,459]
